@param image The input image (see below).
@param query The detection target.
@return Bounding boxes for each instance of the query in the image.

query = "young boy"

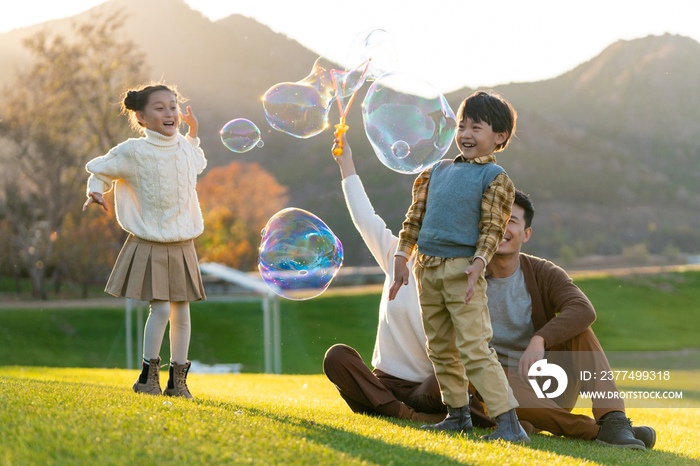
[389,90,529,443]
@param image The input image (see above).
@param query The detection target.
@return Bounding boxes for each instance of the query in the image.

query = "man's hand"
[464,258,485,304]
[519,335,546,384]
[389,255,410,301]
[83,192,108,212]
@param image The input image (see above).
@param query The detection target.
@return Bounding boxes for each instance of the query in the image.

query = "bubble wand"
[332,60,371,156]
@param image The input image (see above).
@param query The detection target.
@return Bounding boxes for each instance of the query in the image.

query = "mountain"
[1,0,698,265]
[479,33,700,257]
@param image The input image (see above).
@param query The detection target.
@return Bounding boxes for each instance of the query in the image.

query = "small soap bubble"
[362,72,456,174]
[220,119,263,153]
[391,140,410,159]
[258,208,343,300]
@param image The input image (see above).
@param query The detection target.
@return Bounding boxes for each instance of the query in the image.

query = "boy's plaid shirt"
[396,153,514,267]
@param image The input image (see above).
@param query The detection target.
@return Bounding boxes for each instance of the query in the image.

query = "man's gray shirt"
[486,263,535,366]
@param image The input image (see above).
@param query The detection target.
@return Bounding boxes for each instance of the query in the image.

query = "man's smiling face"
[495,202,532,256]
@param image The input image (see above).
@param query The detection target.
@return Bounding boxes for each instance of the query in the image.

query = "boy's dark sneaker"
[480,409,530,443]
[420,404,473,433]
[633,425,657,450]
[595,411,646,450]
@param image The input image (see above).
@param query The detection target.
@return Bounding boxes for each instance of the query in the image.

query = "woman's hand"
[332,131,356,179]
[180,105,198,138]
[83,192,109,212]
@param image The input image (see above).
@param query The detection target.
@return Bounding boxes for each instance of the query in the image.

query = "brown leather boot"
[163,361,193,399]
[595,411,645,450]
[132,357,162,396]
[397,403,447,424]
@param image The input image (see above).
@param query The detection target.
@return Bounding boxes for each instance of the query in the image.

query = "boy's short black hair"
[514,189,534,229]
[457,90,517,152]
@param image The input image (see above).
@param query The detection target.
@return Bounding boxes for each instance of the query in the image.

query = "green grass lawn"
[0,294,381,373]
[578,271,700,351]
[0,271,698,374]
[1,366,698,466]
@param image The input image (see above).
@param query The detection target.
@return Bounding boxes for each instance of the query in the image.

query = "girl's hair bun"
[123,90,139,111]
[120,82,183,133]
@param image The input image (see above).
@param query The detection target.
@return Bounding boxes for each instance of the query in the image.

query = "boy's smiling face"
[455,116,507,160]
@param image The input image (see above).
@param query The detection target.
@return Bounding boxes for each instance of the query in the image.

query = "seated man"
[469,190,656,450]
[322,135,446,423]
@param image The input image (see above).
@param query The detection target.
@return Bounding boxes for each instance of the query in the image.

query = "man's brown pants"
[470,328,625,440]
[323,344,446,417]
[325,328,625,440]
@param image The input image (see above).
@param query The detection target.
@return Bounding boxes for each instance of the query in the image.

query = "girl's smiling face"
[136,90,179,136]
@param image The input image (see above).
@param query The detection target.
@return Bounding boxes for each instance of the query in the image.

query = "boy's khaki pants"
[415,256,518,417]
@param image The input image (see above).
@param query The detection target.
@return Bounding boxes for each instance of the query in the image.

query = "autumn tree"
[196,162,289,271]
[52,191,126,297]
[0,13,147,298]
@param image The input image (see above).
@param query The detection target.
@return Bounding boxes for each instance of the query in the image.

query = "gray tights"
[142,300,191,364]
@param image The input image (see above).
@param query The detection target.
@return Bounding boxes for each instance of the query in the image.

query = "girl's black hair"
[120,83,181,132]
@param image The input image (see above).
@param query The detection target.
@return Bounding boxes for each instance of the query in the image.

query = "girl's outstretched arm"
[180,105,198,138]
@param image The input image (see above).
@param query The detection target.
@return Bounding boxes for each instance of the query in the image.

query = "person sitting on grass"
[467,189,657,451]
[323,132,447,425]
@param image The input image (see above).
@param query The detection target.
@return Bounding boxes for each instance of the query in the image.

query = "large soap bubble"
[258,208,343,300]
[263,57,369,139]
[346,28,398,80]
[362,72,456,174]
[220,119,264,153]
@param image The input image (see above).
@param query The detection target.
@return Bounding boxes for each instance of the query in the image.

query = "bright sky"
[3,0,700,92]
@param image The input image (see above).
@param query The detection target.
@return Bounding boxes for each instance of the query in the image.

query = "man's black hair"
[514,189,534,229]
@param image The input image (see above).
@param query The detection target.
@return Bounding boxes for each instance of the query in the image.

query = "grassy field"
[0,271,698,374]
[1,271,699,464]
[1,366,699,466]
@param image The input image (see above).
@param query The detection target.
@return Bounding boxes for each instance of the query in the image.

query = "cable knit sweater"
[342,175,434,383]
[85,129,207,243]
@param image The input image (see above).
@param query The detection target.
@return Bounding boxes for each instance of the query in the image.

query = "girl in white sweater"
[83,83,207,399]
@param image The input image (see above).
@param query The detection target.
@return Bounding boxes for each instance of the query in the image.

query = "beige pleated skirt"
[105,235,206,302]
